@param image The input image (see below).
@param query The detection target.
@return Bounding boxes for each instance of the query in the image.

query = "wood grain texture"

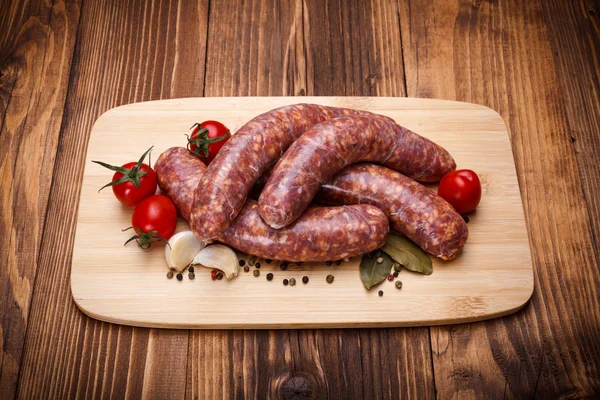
[0,0,81,397]
[399,0,600,397]
[15,0,208,398]
[73,96,532,328]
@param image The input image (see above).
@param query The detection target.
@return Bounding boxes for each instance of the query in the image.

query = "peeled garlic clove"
[165,231,205,272]
[192,244,239,279]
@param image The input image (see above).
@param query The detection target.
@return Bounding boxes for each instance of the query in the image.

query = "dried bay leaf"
[359,251,394,289]
[382,234,433,275]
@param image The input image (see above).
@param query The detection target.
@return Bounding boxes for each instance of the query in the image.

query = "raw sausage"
[189,104,394,242]
[155,148,389,261]
[218,201,389,262]
[257,164,467,260]
[258,115,456,228]
[317,164,467,260]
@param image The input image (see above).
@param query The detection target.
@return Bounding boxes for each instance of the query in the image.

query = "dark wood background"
[1,0,599,398]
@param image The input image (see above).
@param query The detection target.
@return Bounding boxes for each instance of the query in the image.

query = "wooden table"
[1,0,598,398]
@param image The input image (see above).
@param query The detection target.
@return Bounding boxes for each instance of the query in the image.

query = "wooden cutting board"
[71,97,533,329]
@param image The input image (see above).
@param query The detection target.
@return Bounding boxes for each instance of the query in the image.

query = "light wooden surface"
[3,0,599,398]
[71,96,533,328]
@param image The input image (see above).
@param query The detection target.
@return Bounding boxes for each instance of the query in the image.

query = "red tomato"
[187,120,230,165]
[437,169,482,214]
[93,147,157,207]
[132,195,177,239]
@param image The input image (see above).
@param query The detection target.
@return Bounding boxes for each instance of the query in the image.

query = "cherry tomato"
[437,169,482,214]
[186,120,230,165]
[132,194,177,238]
[93,147,157,207]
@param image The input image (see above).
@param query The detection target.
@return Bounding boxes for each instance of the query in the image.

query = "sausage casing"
[258,115,456,228]
[155,148,389,261]
[189,104,394,241]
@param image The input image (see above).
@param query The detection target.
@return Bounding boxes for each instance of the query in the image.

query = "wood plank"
[73,96,532,328]
[16,0,209,397]
[399,0,600,397]
[188,0,434,398]
[542,0,600,270]
[0,0,81,398]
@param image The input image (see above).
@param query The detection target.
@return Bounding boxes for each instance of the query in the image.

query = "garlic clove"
[192,244,239,279]
[165,231,205,272]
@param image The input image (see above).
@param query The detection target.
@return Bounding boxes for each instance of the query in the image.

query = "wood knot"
[365,73,379,88]
[277,372,318,400]
[297,88,306,96]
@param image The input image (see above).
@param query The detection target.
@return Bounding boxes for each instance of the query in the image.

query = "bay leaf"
[359,251,394,290]
[382,233,433,275]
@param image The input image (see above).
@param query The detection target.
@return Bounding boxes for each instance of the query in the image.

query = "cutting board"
[71,97,533,329]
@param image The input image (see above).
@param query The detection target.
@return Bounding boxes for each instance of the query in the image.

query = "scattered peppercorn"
[244,266,250,273]
[378,290,384,296]
[335,260,341,265]
[176,273,183,281]
[210,269,218,281]
[239,259,245,267]
[289,278,296,286]
[267,273,274,281]
[249,257,256,266]
[216,272,224,280]
[387,274,394,281]
[395,281,403,289]
[283,279,289,286]
[188,266,195,273]
[393,263,402,272]
[376,257,384,264]
[302,276,309,284]
[266,259,272,264]
[326,274,334,284]
[167,271,174,279]
[189,272,195,279]
[280,262,288,271]
[393,271,399,278]
[463,215,470,223]
[326,261,333,266]
[255,262,261,269]
[253,270,260,277]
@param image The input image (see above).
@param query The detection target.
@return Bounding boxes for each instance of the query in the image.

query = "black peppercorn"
[266,259,272,264]
[216,272,223,280]
[326,274,334,284]
[248,256,256,266]
[335,260,341,265]
[463,215,470,223]
[188,266,195,273]
[280,262,288,271]
[188,272,195,279]
[289,278,296,286]
[283,279,289,286]
[302,276,309,284]
[176,273,183,281]
[267,273,274,281]
[325,261,333,266]
[239,259,245,266]
[378,290,383,296]
[244,266,250,273]
[393,271,399,278]
[253,270,260,277]
[167,271,174,279]
[395,281,403,289]
[255,262,261,269]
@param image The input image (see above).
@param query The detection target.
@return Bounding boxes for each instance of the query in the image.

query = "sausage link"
[155,147,206,220]
[189,104,394,242]
[156,148,389,261]
[219,201,389,262]
[258,116,456,228]
[316,164,467,260]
